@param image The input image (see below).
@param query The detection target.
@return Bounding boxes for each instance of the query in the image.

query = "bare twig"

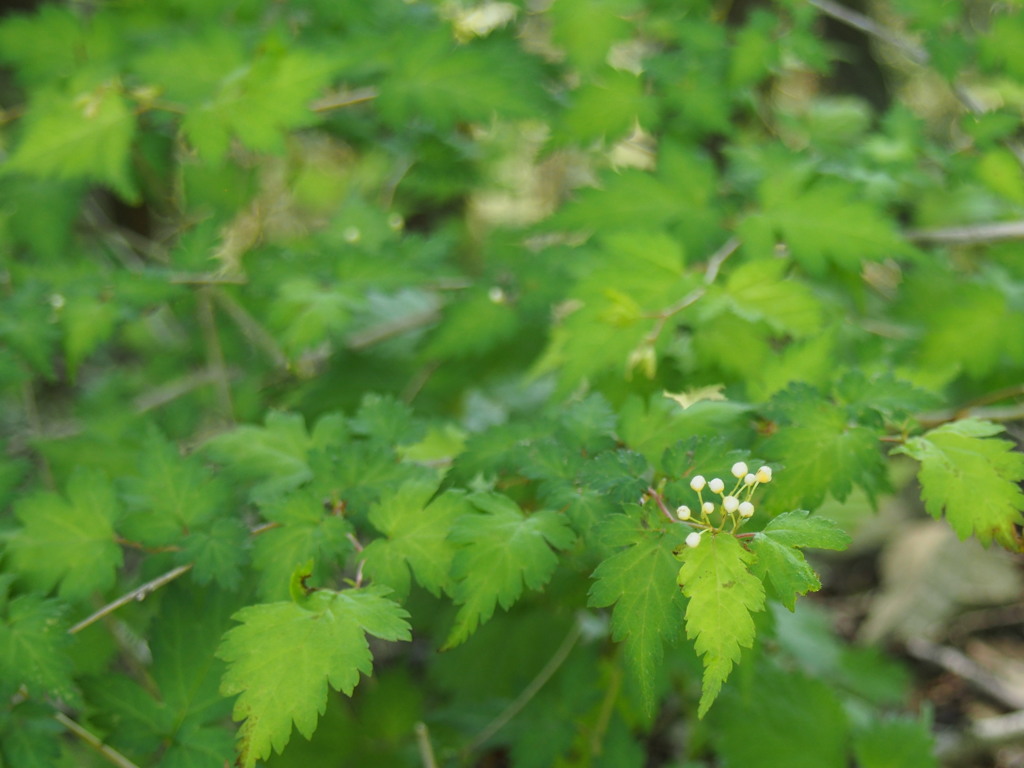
[133,366,241,414]
[905,220,1024,244]
[415,722,439,768]
[808,0,1024,169]
[68,564,193,635]
[54,712,142,768]
[904,637,1024,710]
[703,236,741,285]
[211,290,289,369]
[808,0,928,64]
[464,621,582,755]
[310,86,379,113]
[936,709,1024,763]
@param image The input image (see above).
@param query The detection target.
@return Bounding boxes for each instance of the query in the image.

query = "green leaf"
[62,294,118,380]
[182,48,338,162]
[834,370,941,420]
[151,585,238,727]
[179,518,249,591]
[8,469,123,601]
[761,387,887,510]
[588,512,689,714]
[751,511,850,610]
[895,419,1024,548]
[217,586,411,768]
[251,489,354,601]
[349,393,424,446]
[121,427,229,547]
[444,494,575,648]
[268,278,353,356]
[549,0,639,74]
[723,257,824,337]
[675,532,765,717]
[0,702,64,768]
[203,411,314,500]
[0,596,74,702]
[742,178,907,273]
[5,83,137,201]
[362,481,463,599]
[710,659,848,768]
[377,32,546,129]
[852,716,938,768]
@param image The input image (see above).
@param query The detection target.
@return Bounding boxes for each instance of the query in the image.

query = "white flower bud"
[744,473,757,486]
[701,501,715,516]
[708,477,725,494]
[722,495,739,513]
[690,475,706,492]
[738,501,755,518]
[756,466,773,483]
[686,531,702,548]
[676,505,691,521]
[731,461,748,479]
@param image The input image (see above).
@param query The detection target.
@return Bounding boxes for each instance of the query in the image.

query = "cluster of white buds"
[679,460,774,546]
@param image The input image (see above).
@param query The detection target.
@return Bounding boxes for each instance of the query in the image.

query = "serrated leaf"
[5,83,137,201]
[588,514,689,714]
[349,393,424,446]
[203,411,313,500]
[121,427,229,547]
[363,481,463,599]
[377,32,546,129]
[676,532,765,717]
[62,295,117,380]
[251,489,354,601]
[0,596,74,702]
[8,469,123,601]
[751,511,850,610]
[151,585,238,726]
[444,494,575,648]
[761,388,887,510]
[182,48,338,162]
[0,702,64,768]
[834,370,941,419]
[742,178,907,273]
[217,586,410,768]
[179,518,249,590]
[895,419,1024,548]
[724,257,824,337]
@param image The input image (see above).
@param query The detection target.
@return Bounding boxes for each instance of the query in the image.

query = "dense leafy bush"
[1,1,1023,766]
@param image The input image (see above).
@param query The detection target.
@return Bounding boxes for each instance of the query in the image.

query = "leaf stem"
[463,621,582,756]
[68,564,193,635]
[415,722,438,768]
[54,711,142,768]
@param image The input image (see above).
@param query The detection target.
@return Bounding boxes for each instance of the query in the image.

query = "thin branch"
[703,236,741,284]
[808,0,928,64]
[936,709,1024,763]
[415,722,439,768]
[68,564,193,635]
[211,289,289,370]
[310,86,379,113]
[808,0,1024,169]
[54,712,142,768]
[589,659,622,758]
[904,637,1024,710]
[905,220,1024,244]
[464,621,583,755]
[132,367,240,414]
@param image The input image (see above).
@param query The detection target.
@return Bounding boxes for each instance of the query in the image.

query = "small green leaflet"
[762,387,887,511]
[896,419,1024,549]
[362,481,463,600]
[0,595,74,703]
[4,81,138,201]
[444,493,575,648]
[217,585,411,768]
[588,512,689,715]
[676,533,765,717]
[751,511,851,610]
[8,468,123,601]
